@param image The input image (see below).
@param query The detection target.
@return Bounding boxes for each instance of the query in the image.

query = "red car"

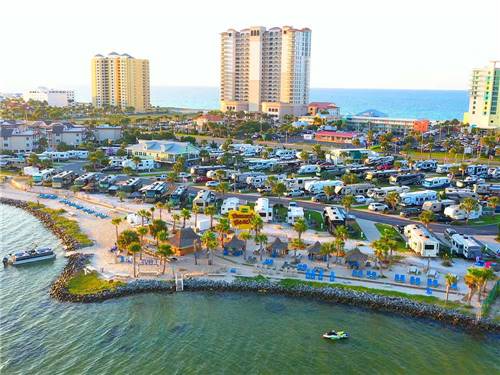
[194,176,212,183]
[376,164,393,170]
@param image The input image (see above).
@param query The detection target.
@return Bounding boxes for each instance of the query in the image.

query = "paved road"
[188,186,498,236]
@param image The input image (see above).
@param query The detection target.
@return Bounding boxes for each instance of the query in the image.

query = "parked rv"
[51,170,77,189]
[367,186,410,200]
[450,234,483,259]
[334,183,375,196]
[466,164,488,177]
[444,205,482,221]
[389,173,424,186]
[122,158,156,171]
[298,164,320,175]
[414,160,437,172]
[421,199,456,213]
[403,224,440,257]
[365,170,398,181]
[444,188,479,201]
[436,163,459,174]
[323,206,346,233]
[32,168,57,185]
[473,183,500,196]
[305,180,343,195]
[142,181,169,203]
[287,204,304,224]
[422,177,451,189]
[193,189,217,209]
[220,197,241,214]
[254,198,273,222]
[399,190,438,206]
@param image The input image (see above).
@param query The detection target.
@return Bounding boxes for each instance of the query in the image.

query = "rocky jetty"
[1,198,80,250]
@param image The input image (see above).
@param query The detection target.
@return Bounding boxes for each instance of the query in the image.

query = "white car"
[284,189,304,197]
[368,202,388,212]
[354,195,373,204]
[178,172,191,179]
[205,181,220,188]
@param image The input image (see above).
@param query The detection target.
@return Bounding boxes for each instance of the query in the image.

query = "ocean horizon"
[73,85,468,120]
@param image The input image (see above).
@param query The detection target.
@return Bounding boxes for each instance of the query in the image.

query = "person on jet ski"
[327,330,338,336]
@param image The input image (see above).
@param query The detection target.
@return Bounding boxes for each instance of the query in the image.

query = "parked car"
[284,189,304,197]
[178,172,191,179]
[444,228,458,241]
[368,202,388,212]
[399,207,422,218]
[311,192,335,203]
[354,195,373,204]
[195,176,212,183]
[205,181,220,187]
[257,186,272,194]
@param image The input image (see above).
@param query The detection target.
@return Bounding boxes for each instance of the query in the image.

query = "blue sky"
[1,0,499,92]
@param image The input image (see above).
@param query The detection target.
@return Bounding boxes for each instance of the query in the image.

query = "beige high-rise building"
[463,61,499,130]
[220,26,311,119]
[91,52,150,112]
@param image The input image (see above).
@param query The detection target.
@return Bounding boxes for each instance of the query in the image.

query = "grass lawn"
[305,210,325,231]
[374,223,409,252]
[406,150,500,164]
[27,202,93,247]
[67,271,124,295]
[278,278,467,311]
[467,215,500,226]
[347,220,365,240]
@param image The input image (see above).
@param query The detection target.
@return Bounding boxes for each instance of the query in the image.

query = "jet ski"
[323,330,349,340]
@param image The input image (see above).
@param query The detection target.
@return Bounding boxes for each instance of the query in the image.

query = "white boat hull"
[12,254,56,265]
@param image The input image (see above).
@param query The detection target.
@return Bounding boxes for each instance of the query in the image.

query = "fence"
[481,280,499,318]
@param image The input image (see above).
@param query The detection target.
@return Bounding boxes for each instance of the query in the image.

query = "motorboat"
[323,330,349,340]
[3,247,55,266]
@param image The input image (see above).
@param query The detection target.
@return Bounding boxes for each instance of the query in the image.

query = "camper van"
[254,198,273,222]
[193,189,216,209]
[305,180,343,195]
[334,183,375,196]
[444,205,482,221]
[473,183,500,196]
[323,206,346,234]
[389,173,424,186]
[403,224,439,257]
[422,177,451,189]
[298,164,320,175]
[450,234,483,259]
[32,169,57,185]
[220,197,241,214]
[421,199,456,213]
[414,160,437,172]
[367,186,410,200]
[436,163,459,174]
[51,171,77,188]
[399,190,438,206]
[142,181,169,203]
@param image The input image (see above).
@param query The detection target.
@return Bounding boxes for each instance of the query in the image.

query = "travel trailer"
[323,206,346,234]
[255,198,273,222]
[365,170,398,181]
[450,234,483,259]
[190,165,226,177]
[436,163,459,174]
[305,180,343,195]
[246,174,286,189]
[117,177,143,194]
[275,149,296,160]
[367,186,410,200]
[422,177,451,189]
[247,158,279,171]
[316,164,346,177]
[444,188,479,201]
[51,170,77,188]
[364,156,394,166]
[444,205,482,221]
[287,203,304,225]
[141,181,169,203]
[220,197,241,215]
[298,164,320,174]
[67,150,89,160]
[98,175,118,191]
[122,158,156,171]
[32,169,57,185]
[334,183,375,196]
[192,189,217,209]
[403,224,440,257]
[389,173,425,186]
[107,157,127,170]
[414,160,437,172]
[421,199,456,213]
[399,190,438,207]
[285,176,319,191]
[73,172,99,187]
[466,164,488,176]
[231,171,266,184]
[473,183,500,196]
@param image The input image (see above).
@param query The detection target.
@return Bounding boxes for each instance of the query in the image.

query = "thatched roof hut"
[168,227,200,256]
[224,235,245,251]
[267,237,288,257]
[307,241,322,255]
[344,248,368,268]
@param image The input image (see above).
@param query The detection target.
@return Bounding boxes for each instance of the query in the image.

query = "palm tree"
[334,225,349,243]
[204,205,217,229]
[385,191,400,211]
[459,197,479,224]
[217,181,230,198]
[132,156,142,171]
[323,185,335,201]
[157,243,173,275]
[419,210,435,228]
[251,214,264,236]
[111,217,122,243]
[464,273,478,305]
[254,233,268,261]
[320,241,336,268]
[371,239,388,276]
[293,218,308,242]
[127,242,141,277]
[238,231,252,260]
[155,202,165,221]
[180,208,191,228]
[272,182,287,200]
[137,209,151,226]
[333,237,345,263]
[487,196,499,210]
[341,195,355,215]
[444,273,458,304]
[476,267,496,295]
[157,229,169,244]
[165,201,173,214]
[172,213,181,232]
[201,230,218,265]
[215,217,231,248]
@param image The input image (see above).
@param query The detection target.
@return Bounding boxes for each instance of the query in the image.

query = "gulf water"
[1,204,498,374]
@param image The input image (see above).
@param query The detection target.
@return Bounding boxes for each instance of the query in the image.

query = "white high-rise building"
[220,26,311,119]
[23,87,75,107]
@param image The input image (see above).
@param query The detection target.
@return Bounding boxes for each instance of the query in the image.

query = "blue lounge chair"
[433,279,439,288]
[415,277,421,286]
[329,272,336,282]
[400,275,406,283]
[410,276,415,285]
[426,287,432,295]
[352,269,357,277]
[318,270,324,281]
[366,271,372,278]
[395,274,400,282]
[358,270,363,278]
[427,278,433,287]
[451,282,457,290]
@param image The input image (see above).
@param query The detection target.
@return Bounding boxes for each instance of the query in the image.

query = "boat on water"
[323,330,349,340]
[3,246,56,266]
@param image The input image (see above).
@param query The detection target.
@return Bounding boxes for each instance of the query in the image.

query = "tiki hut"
[307,241,322,260]
[344,248,368,269]
[267,237,288,257]
[167,227,201,256]
[224,235,245,254]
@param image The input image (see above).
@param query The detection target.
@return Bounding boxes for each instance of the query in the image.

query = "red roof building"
[308,102,339,116]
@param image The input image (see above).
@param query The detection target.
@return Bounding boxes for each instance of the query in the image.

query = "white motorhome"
[334,183,375,196]
[285,176,319,190]
[444,205,482,221]
[231,171,266,184]
[108,157,126,168]
[487,167,500,179]
[122,158,156,171]
[444,188,478,201]
[246,174,286,188]
[297,164,320,174]
[32,168,56,185]
[206,169,236,180]
[414,160,437,171]
[23,166,40,176]
[399,190,438,206]
[367,186,410,200]
[450,234,483,259]
[436,163,459,174]
[67,150,89,160]
[247,158,279,171]
[40,151,70,161]
[466,164,488,176]
[473,183,500,196]
[305,180,343,194]
[220,197,241,214]
[275,149,296,160]
[403,224,440,257]
[422,177,451,189]
[287,204,304,224]
[193,189,217,209]
[255,198,273,222]
[422,199,456,213]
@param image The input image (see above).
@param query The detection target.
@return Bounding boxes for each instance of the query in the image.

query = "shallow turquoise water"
[1,205,498,374]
